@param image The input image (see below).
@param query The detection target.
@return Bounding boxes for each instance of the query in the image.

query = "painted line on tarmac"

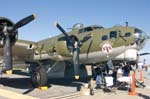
[49,91,82,99]
[0,88,39,99]
[49,89,102,99]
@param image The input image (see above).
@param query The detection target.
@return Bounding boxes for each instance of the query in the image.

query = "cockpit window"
[92,26,104,30]
[79,27,93,33]
[79,29,84,33]
[84,27,93,32]
[78,25,104,34]
[110,31,117,39]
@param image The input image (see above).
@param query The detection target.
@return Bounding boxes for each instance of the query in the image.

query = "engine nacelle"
[124,49,138,61]
[0,17,18,47]
[115,49,138,62]
[55,41,73,57]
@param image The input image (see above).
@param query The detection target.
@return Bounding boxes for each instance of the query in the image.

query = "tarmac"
[0,69,149,99]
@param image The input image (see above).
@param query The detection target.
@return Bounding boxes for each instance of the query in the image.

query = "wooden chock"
[39,86,48,90]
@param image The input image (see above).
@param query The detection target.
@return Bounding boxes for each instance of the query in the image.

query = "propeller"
[55,22,91,79]
[1,14,36,74]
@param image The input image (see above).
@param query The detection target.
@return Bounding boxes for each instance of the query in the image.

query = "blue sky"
[0,0,150,64]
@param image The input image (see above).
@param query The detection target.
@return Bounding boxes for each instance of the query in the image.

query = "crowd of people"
[93,62,133,89]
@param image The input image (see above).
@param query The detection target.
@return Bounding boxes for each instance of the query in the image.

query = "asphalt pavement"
[0,69,149,99]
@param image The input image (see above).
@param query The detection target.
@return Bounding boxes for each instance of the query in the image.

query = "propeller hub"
[0,17,18,46]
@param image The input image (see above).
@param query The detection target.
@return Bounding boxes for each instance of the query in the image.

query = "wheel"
[31,66,48,88]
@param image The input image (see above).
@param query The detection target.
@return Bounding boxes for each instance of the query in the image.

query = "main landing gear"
[30,66,48,88]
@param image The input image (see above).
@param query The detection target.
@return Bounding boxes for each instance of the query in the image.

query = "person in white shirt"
[117,66,123,78]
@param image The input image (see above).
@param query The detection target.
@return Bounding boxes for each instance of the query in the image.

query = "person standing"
[112,67,118,87]
[95,66,102,89]
[122,63,132,76]
[117,66,123,78]
[147,65,150,79]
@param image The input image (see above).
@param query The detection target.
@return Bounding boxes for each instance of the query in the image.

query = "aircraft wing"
[0,39,37,63]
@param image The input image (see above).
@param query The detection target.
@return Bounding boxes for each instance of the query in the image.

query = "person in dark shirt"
[95,67,102,75]
[95,66,102,89]
[112,67,118,87]
[122,63,132,76]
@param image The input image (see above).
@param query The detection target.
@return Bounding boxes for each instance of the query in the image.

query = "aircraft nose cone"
[134,28,147,49]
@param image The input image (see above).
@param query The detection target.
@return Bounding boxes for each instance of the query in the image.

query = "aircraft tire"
[31,66,48,88]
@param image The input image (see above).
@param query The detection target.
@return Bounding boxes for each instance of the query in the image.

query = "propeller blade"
[54,22,72,41]
[54,22,68,36]
[13,14,36,30]
[72,35,92,78]
[139,53,150,56]
[73,42,80,80]
[4,35,12,74]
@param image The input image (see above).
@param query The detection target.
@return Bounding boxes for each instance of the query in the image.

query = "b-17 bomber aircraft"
[0,14,148,87]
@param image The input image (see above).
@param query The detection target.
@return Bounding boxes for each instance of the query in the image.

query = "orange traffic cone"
[128,71,137,96]
[139,69,144,82]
